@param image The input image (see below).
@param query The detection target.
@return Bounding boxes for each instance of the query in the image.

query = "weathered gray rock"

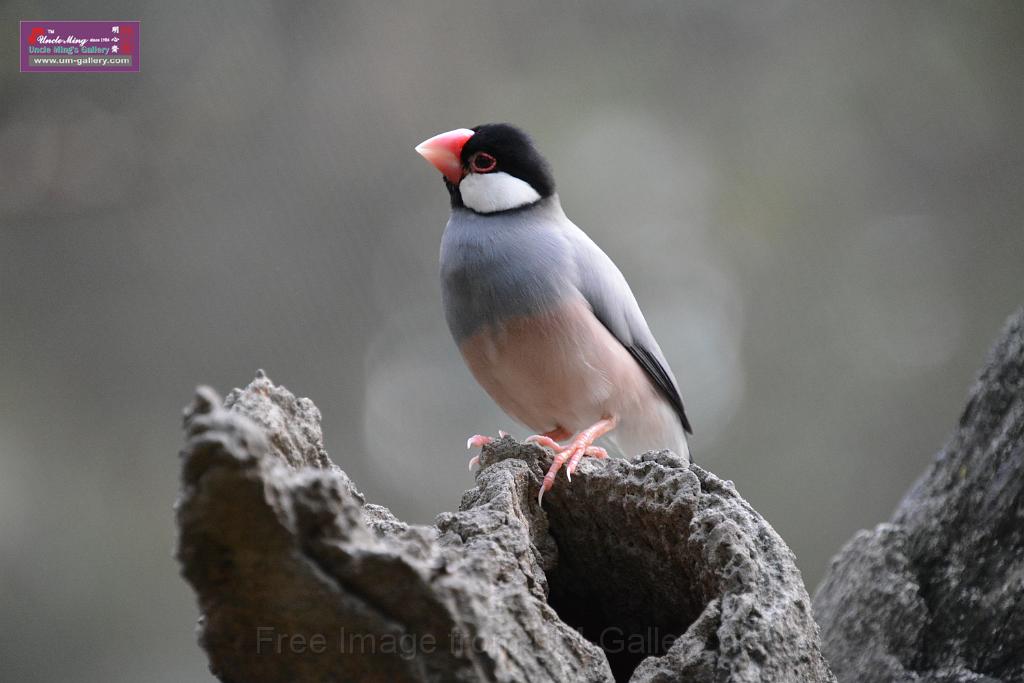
[813,309,1024,682]
[176,372,834,682]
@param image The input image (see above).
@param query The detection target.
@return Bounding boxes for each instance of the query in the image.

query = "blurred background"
[2,1,1022,680]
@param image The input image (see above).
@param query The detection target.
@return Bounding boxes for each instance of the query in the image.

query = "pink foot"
[526,417,617,504]
[466,430,510,469]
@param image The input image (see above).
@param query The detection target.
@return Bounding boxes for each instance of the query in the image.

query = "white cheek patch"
[460,171,541,213]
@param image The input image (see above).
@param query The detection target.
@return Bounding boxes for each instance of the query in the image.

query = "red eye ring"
[469,152,497,173]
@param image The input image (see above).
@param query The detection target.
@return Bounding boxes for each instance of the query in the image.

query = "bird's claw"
[535,444,605,503]
[466,431,512,470]
[525,434,561,450]
[568,446,608,477]
[529,417,616,505]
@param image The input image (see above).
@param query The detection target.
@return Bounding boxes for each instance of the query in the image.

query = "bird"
[415,123,691,503]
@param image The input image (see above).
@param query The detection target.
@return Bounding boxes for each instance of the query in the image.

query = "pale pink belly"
[458,297,660,442]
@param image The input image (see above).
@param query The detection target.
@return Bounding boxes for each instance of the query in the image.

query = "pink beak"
[415,128,475,184]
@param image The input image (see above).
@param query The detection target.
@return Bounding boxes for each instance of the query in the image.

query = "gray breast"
[440,200,576,342]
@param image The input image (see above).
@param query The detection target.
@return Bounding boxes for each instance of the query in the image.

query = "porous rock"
[176,373,834,682]
[813,309,1024,682]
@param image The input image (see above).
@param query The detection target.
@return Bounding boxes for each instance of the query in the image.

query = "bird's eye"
[470,152,497,173]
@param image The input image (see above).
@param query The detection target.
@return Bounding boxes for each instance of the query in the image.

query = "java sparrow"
[415,123,691,503]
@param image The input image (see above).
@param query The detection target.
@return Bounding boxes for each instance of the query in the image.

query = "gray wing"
[567,224,692,434]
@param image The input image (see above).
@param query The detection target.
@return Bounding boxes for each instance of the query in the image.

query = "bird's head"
[415,123,555,214]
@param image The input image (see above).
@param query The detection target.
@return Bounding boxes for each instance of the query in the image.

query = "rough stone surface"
[813,308,1024,683]
[176,374,834,682]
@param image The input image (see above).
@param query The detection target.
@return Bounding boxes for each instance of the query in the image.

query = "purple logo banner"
[20,21,140,72]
